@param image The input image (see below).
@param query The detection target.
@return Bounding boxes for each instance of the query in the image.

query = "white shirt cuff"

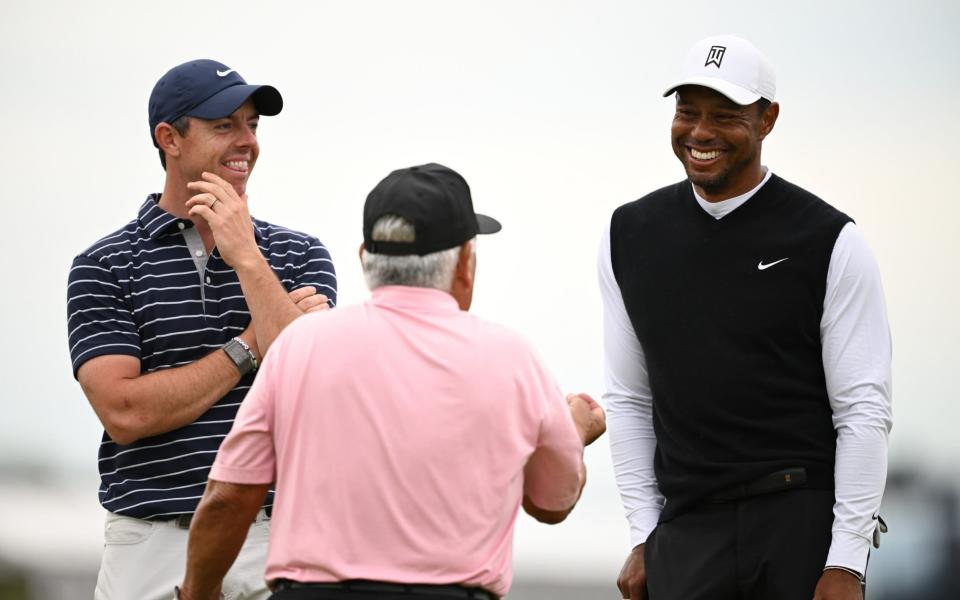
[628,506,663,548]
[825,529,872,575]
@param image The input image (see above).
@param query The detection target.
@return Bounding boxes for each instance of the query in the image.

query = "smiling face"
[670,86,779,202]
[174,99,260,196]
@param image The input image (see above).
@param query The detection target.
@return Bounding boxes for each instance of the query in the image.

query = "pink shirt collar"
[369,285,460,312]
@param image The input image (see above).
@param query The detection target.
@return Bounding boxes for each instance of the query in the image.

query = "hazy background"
[1,0,958,598]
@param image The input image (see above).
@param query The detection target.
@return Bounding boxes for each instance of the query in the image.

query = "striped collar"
[137,193,264,241]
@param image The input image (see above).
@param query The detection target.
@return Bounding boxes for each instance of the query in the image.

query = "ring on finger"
[210,198,220,208]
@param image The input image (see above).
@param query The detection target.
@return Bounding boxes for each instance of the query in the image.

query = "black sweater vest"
[610,175,852,520]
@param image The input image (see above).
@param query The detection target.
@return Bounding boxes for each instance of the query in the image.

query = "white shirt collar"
[693,167,773,220]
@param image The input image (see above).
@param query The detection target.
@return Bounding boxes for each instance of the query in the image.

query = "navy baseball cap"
[364,163,502,256]
[148,59,283,147]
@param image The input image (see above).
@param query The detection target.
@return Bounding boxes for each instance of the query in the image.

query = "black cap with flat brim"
[363,163,501,256]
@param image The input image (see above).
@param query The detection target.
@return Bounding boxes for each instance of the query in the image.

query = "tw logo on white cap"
[705,45,726,68]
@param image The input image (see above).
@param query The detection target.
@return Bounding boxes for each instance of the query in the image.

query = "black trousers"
[645,489,835,600]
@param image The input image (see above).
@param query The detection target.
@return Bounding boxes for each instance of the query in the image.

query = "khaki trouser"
[94,509,271,600]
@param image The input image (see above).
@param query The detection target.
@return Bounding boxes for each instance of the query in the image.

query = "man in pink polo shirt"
[177,163,606,600]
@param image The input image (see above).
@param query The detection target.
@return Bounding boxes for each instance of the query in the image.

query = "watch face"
[224,339,253,375]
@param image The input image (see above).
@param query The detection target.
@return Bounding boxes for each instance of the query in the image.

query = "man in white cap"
[599,35,892,600]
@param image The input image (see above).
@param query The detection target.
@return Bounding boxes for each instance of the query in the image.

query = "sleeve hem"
[628,507,662,547]
[825,530,871,575]
[209,463,274,485]
[72,346,141,379]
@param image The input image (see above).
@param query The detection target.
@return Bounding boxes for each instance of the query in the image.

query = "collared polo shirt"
[67,194,337,519]
[211,286,584,596]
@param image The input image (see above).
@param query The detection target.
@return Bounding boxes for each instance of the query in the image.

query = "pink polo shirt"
[211,286,584,596]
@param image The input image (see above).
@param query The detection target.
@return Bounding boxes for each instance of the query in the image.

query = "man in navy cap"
[66,59,337,599]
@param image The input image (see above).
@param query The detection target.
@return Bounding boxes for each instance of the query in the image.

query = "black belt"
[168,507,271,530]
[173,514,193,529]
[710,467,808,502]
[272,579,495,600]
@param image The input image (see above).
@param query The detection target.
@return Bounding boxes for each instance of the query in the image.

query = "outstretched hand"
[567,393,606,446]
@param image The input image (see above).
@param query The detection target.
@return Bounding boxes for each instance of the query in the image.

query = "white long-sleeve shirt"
[599,170,893,575]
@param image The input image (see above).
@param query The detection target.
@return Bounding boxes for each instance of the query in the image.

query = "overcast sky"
[1,0,958,581]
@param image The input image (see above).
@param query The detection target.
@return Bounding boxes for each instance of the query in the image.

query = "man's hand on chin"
[185,172,261,270]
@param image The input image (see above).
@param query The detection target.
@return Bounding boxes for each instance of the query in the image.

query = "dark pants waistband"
[271,579,495,600]
[710,467,811,502]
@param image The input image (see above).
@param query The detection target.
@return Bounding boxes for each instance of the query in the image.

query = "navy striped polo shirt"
[67,194,337,519]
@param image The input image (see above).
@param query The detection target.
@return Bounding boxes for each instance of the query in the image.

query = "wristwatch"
[223,336,258,375]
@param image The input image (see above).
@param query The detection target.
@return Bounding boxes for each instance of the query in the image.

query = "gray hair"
[362,215,472,291]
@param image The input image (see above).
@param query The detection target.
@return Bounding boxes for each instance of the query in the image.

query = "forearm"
[607,392,663,546]
[526,393,605,523]
[602,380,665,544]
[185,175,310,355]
[234,256,302,355]
[826,424,889,574]
[523,403,587,526]
[81,345,249,445]
[181,480,268,600]
[523,461,586,524]
[598,221,664,545]
[129,352,241,435]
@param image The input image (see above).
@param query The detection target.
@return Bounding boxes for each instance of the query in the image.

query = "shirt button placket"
[202,271,215,322]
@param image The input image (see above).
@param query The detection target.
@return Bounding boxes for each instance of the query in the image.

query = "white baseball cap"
[663,34,776,105]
